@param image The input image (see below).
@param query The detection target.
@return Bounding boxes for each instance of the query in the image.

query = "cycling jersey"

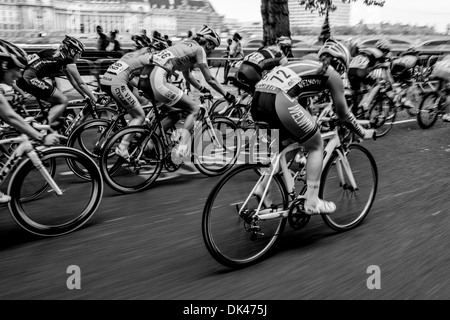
[100,48,154,111]
[150,40,208,73]
[146,40,208,106]
[430,55,450,81]
[251,60,325,143]
[348,47,388,92]
[231,45,288,92]
[16,49,73,100]
[391,54,419,83]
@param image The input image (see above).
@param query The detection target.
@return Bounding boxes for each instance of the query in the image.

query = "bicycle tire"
[417,91,441,129]
[7,146,103,237]
[202,164,288,268]
[320,144,378,231]
[193,116,241,177]
[99,126,164,194]
[368,94,396,138]
[209,98,228,118]
[66,118,115,180]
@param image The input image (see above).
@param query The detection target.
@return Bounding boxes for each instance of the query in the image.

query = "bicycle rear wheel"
[7,147,103,237]
[99,126,164,194]
[202,164,288,268]
[369,94,396,138]
[417,92,441,129]
[320,144,378,231]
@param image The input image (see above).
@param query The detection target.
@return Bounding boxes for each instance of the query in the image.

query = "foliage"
[298,0,385,15]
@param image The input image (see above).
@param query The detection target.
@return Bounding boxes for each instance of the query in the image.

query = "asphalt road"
[1,112,450,301]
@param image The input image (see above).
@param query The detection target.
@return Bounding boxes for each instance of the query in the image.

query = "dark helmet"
[0,38,28,69]
[276,36,292,56]
[61,35,85,58]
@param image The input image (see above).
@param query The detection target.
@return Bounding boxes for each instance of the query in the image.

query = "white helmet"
[196,25,221,47]
[318,39,351,73]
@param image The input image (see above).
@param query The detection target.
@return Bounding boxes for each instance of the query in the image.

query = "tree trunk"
[261,0,291,46]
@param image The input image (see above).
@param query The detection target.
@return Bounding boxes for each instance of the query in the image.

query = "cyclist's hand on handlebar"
[42,133,60,146]
[224,92,236,104]
[363,128,377,140]
[199,86,211,95]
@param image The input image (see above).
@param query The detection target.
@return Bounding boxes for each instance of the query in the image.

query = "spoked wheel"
[99,126,164,194]
[368,94,396,138]
[202,164,288,268]
[7,147,103,237]
[193,116,241,177]
[320,144,378,232]
[417,92,442,129]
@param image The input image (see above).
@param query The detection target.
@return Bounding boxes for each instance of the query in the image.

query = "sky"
[208,0,450,33]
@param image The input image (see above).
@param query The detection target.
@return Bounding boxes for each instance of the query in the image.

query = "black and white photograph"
[0,0,450,306]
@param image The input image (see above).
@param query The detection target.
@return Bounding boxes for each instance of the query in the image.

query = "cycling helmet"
[318,39,351,74]
[0,38,28,69]
[196,25,221,47]
[62,35,85,58]
[276,36,292,56]
[375,38,391,55]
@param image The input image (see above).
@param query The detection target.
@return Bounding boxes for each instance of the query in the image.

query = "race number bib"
[152,50,175,66]
[26,53,40,65]
[106,60,129,75]
[245,52,265,65]
[349,55,370,69]
[256,66,301,93]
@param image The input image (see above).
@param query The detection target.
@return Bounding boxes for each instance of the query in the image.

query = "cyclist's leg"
[150,67,197,148]
[46,88,69,125]
[109,83,145,153]
[274,92,336,214]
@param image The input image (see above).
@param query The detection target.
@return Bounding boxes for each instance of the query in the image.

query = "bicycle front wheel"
[202,164,288,268]
[100,126,164,194]
[193,116,241,177]
[417,91,441,129]
[320,144,378,231]
[7,147,103,237]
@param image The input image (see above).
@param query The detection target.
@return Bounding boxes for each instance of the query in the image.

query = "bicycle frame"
[239,113,361,221]
[0,135,63,196]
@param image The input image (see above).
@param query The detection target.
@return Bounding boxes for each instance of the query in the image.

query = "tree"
[261,0,291,46]
[260,0,385,45]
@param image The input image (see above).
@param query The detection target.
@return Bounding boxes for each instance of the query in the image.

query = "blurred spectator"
[164,35,173,47]
[141,29,151,45]
[107,30,121,52]
[222,38,233,85]
[96,25,109,51]
[230,32,244,60]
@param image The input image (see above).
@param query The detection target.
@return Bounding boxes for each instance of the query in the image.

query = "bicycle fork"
[334,148,358,191]
[24,144,64,196]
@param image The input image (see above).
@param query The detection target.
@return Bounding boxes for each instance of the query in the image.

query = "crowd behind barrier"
[19,46,450,89]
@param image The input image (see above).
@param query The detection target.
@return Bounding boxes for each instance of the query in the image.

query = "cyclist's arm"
[0,94,44,141]
[64,64,97,101]
[326,68,368,138]
[197,62,228,97]
[11,82,28,98]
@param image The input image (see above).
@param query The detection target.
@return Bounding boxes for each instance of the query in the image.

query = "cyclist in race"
[0,39,59,203]
[229,36,292,93]
[100,46,154,157]
[16,35,97,128]
[250,39,375,215]
[429,54,450,122]
[138,25,236,158]
[347,38,399,113]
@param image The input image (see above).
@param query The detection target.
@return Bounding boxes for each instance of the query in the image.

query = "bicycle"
[98,93,242,194]
[416,78,447,129]
[202,107,378,268]
[0,124,103,237]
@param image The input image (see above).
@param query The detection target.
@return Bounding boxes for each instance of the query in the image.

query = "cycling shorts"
[16,77,55,100]
[149,66,183,107]
[100,74,140,111]
[251,91,318,144]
